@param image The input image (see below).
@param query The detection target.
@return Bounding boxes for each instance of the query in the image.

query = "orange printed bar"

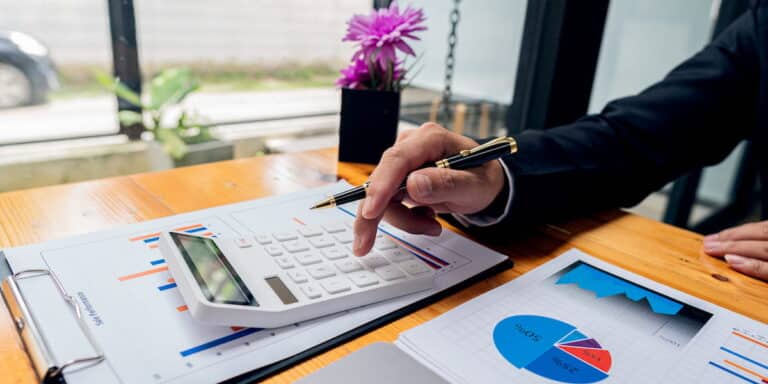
[732,331,768,349]
[201,232,214,237]
[129,232,161,242]
[117,266,168,282]
[292,217,305,225]
[723,360,768,381]
[174,224,204,232]
[167,278,175,283]
[231,326,244,331]
[176,305,188,312]
[149,244,159,249]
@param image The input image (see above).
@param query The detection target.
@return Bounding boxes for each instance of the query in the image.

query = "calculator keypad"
[254,221,436,302]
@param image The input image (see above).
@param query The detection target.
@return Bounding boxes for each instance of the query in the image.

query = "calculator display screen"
[171,232,257,306]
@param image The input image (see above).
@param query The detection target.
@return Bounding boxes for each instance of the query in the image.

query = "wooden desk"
[1,148,766,384]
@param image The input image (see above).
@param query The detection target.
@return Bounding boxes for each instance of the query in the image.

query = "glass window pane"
[0,0,118,143]
[133,0,367,130]
[589,0,715,113]
[403,0,527,138]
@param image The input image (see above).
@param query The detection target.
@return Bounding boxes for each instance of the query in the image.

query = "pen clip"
[459,137,516,157]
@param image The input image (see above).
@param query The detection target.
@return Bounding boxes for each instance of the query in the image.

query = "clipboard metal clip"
[2,269,105,383]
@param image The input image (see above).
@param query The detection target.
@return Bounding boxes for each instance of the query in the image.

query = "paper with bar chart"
[397,249,768,383]
[1,181,507,384]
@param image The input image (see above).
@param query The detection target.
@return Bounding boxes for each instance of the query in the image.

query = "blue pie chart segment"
[493,315,610,383]
[526,346,609,383]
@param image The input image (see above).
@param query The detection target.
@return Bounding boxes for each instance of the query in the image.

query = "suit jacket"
[499,1,768,226]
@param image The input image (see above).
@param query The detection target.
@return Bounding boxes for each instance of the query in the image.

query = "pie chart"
[493,315,611,383]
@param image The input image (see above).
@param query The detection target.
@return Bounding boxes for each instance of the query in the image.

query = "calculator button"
[309,236,334,248]
[322,248,348,260]
[399,259,431,275]
[298,226,323,237]
[264,244,283,256]
[273,231,298,242]
[283,240,310,253]
[254,234,272,245]
[274,256,295,269]
[234,237,252,248]
[361,255,389,269]
[300,284,322,299]
[347,271,379,288]
[320,278,351,294]
[333,232,354,244]
[335,259,363,273]
[307,265,336,279]
[374,265,406,281]
[287,270,308,283]
[374,238,397,250]
[322,222,346,233]
[294,252,322,266]
[381,248,412,262]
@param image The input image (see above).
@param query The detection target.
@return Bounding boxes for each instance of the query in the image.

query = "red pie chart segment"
[558,345,612,373]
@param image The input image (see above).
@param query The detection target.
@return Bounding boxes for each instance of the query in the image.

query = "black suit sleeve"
[497,10,761,226]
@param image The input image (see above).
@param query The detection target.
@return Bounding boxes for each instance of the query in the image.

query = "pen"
[310,136,518,209]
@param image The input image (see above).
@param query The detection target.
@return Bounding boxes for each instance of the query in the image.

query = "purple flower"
[337,56,405,90]
[343,2,426,69]
[336,57,371,89]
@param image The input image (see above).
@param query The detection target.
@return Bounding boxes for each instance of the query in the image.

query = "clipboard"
[0,259,104,383]
[0,250,513,383]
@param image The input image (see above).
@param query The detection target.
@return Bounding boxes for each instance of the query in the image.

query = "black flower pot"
[338,88,400,164]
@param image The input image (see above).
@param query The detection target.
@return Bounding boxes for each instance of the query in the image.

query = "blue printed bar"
[150,259,166,266]
[180,328,261,357]
[158,282,177,291]
[720,347,768,370]
[708,361,759,384]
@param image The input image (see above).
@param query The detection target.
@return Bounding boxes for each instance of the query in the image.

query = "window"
[404,0,527,139]
[0,0,117,144]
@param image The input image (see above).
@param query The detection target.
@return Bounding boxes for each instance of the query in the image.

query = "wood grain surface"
[0,148,764,384]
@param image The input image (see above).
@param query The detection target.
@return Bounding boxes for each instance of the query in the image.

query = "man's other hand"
[703,221,768,281]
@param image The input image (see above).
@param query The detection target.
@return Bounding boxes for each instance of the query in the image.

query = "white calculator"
[159,221,436,328]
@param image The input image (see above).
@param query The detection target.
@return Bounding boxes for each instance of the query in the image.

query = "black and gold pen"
[310,136,518,209]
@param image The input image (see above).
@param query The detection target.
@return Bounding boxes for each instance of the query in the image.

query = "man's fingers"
[706,221,768,242]
[406,168,481,211]
[382,203,442,236]
[362,124,476,220]
[395,129,415,143]
[353,199,381,256]
[725,255,768,281]
[702,240,768,260]
[354,202,441,256]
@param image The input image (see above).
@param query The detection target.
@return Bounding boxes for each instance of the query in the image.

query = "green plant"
[97,68,214,159]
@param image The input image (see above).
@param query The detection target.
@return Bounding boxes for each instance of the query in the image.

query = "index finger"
[710,221,768,242]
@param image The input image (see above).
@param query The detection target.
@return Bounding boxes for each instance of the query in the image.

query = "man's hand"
[352,123,506,256]
[703,221,768,281]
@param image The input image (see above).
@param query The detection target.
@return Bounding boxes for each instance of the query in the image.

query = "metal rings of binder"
[3,268,105,383]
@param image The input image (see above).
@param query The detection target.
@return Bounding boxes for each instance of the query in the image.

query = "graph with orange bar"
[709,329,768,384]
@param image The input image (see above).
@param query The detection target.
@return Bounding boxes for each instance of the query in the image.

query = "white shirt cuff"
[452,159,514,228]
